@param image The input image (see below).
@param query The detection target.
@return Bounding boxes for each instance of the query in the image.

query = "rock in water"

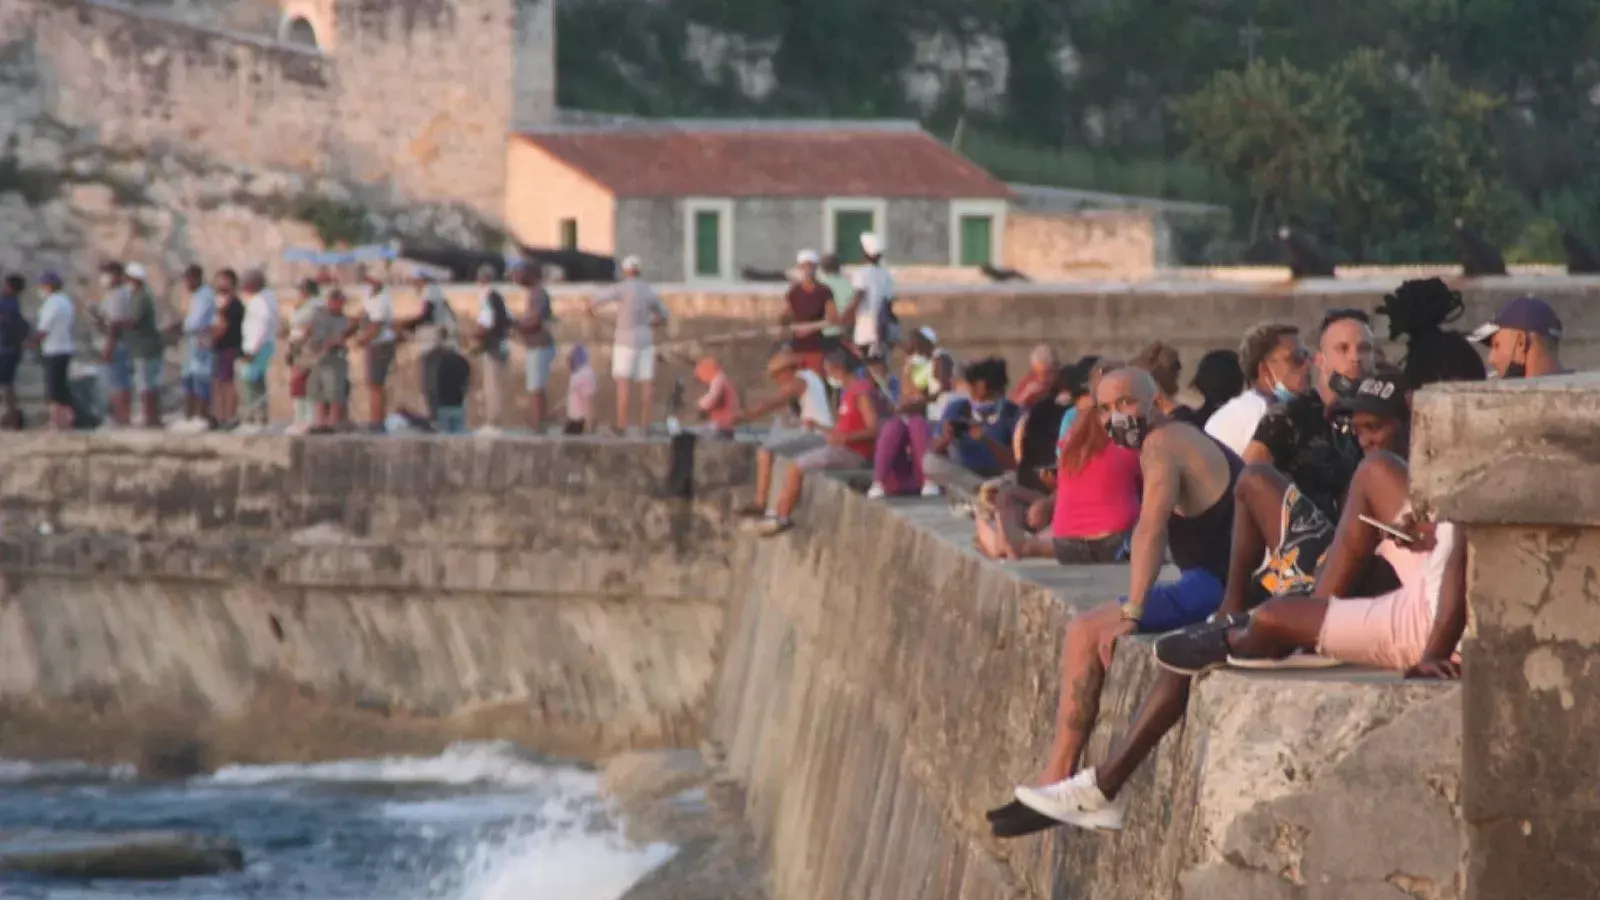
[0,830,244,879]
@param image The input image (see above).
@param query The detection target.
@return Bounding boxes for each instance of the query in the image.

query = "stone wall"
[6,0,547,219]
[0,433,752,766]
[708,474,1465,899]
[1412,374,1600,900]
[1004,209,1163,278]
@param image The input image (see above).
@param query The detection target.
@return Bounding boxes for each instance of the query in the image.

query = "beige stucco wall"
[1005,209,1161,279]
[504,141,617,252]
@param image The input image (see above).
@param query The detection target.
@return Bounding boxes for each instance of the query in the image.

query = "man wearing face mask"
[990,368,1241,831]
[1203,323,1311,457]
[1469,296,1568,380]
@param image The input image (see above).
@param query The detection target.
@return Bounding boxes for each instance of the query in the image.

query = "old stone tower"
[12,0,556,221]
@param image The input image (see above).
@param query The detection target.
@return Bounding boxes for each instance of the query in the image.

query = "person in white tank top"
[734,350,837,518]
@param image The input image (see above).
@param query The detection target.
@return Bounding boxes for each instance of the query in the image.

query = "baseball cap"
[1333,373,1409,420]
[124,262,147,281]
[917,326,938,344]
[796,249,820,266]
[1469,296,1563,345]
[38,270,63,288]
[620,255,642,272]
[859,232,884,257]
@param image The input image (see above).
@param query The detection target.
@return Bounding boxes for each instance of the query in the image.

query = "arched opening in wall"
[281,15,320,49]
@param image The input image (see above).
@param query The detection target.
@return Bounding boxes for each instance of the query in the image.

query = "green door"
[559,218,578,250]
[834,210,876,264]
[694,210,722,278]
[959,214,994,266]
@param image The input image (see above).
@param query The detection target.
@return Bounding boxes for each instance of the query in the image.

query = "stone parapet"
[1413,374,1600,900]
[710,479,1464,900]
[0,433,752,767]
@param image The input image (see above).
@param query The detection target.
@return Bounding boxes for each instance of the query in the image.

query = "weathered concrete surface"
[711,475,1463,900]
[1414,374,1600,900]
[0,433,753,766]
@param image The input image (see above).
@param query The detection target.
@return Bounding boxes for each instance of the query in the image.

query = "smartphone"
[1359,514,1415,544]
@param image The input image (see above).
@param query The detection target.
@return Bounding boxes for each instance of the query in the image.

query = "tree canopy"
[557,0,1600,262]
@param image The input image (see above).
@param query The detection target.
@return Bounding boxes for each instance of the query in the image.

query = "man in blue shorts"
[993,368,1243,830]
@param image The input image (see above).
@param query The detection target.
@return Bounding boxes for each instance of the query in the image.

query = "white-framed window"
[683,197,735,282]
[949,199,1007,267]
[822,198,889,265]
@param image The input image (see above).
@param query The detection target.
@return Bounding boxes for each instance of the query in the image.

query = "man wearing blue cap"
[1469,295,1568,379]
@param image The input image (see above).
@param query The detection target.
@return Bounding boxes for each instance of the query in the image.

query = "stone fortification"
[7,0,554,219]
[0,433,749,767]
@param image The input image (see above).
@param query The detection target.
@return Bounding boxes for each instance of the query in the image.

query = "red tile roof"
[519,125,1013,200]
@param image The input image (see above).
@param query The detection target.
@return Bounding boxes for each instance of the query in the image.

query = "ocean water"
[0,742,676,900]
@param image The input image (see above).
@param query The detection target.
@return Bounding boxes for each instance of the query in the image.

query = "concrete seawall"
[711,476,1465,899]
[0,434,751,767]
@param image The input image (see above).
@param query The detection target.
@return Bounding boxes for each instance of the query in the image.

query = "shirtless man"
[994,313,1377,837]
[991,369,1242,831]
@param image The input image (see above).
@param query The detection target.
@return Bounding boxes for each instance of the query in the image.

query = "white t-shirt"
[364,287,396,344]
[1204,390,1270,457]
[37,291,75,356]
[850,264,894,346]
[242,289,280,354]
[796,369,834,429]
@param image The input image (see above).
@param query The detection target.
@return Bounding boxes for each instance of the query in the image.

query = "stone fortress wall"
[5,0,555,220]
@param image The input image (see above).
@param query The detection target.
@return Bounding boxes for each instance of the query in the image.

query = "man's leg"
[614,377,631,431]
[1035,602,1127,784]
[750,448,775,512]
[1159,455,1414,672]
[638,379,654,431]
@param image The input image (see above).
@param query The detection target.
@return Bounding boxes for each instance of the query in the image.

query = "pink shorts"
[1316,581,1433,670]
[794,444,869,472]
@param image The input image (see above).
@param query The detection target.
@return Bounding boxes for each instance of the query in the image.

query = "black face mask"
[1327,371,1358,397]
[1504,362,1528,379]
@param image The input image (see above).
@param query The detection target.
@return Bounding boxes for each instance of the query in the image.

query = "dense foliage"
[557,0,1600,263]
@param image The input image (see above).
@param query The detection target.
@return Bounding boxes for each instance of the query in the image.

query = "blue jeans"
[104,344,133,392]
[524,345,556,391]
[435,406,467,434]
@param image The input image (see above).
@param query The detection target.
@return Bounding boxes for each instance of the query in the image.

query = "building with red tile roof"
[505,119,1014,283]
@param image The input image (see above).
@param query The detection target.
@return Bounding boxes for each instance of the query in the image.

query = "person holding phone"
[1155,371,1464,680]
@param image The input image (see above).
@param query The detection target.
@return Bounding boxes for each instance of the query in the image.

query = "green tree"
[1178,53,1506,261]
[1174,61,1358,244]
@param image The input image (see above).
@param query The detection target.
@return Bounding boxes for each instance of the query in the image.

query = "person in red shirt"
[1010,344,1059,408]
[781,250,838,374]
[754,351,883,537]
[694,356,741,437]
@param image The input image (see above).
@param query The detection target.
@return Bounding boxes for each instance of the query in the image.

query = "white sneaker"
[284,421,311,436]
[475,426,503,438]
[866,483,887,500]
[233,423,262,436]
[921,483,943,497]
[165,417,191,433]
[1013,768,1126,831]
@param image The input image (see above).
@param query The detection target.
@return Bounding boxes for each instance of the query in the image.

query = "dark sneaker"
[1153,612,1249,676]
[986,799,1059,840]
[735,503,767,519]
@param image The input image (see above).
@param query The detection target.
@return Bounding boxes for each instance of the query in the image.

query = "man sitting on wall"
[922,357,1021,502]
[997,369,1242,831]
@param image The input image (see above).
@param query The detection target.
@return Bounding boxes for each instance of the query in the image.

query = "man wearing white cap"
[841,232,897,358]
[237,269,279,433]
[782,249,838,375]
[589,254,668,433]
[120,262,167,428]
